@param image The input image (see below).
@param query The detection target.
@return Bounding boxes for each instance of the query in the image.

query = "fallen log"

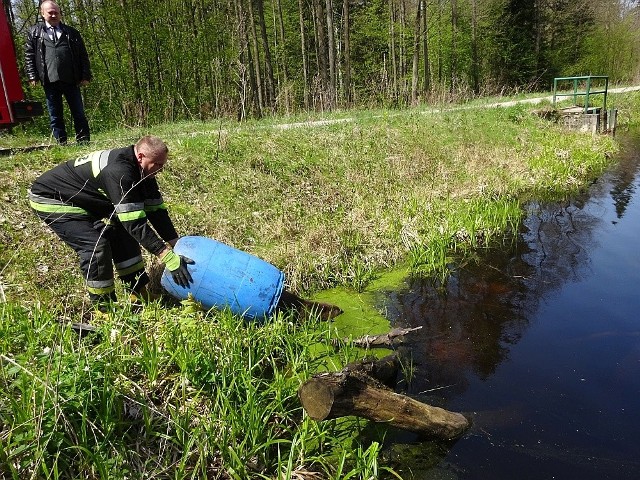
[298,358,470,440]
[342,354,401,388]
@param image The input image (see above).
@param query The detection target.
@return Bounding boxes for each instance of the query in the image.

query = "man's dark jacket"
[25,22,92,84]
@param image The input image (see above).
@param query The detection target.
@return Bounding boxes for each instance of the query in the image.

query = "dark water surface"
[377,132,640,479]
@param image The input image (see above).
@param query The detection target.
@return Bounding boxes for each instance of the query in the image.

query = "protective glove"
[160,250,195,288]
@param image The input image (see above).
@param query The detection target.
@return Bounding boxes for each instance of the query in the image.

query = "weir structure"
[552,75,617,135]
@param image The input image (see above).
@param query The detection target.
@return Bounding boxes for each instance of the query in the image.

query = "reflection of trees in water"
[381,136,640,401]
[521,198,598,292]
[611,180,635,218]
[608,133,640,219]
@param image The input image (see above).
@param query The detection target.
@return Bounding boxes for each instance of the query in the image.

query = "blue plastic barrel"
[160,236,285,320]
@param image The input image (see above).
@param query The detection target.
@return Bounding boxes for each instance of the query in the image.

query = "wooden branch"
[343,326,423,348]
[298,356,470,440]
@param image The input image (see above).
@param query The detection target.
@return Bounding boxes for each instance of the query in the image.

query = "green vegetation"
[2,92,639,478]
[8,0,640,125]
[0,302,383,479]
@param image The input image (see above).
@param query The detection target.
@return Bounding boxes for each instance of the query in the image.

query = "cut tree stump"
[298,356,470,440]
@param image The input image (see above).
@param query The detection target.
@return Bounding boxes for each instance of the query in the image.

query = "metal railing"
[552,75,608,113]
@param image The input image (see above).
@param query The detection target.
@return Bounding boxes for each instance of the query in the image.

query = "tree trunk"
[275,0,289,89]
[118,0,143,120]
[298,0,310,108]
[299,364,470,439]
[411,0,422,105]
[342,0,352,104]
[422,0,430,94]
[534,0,542,80]
[471,0,479,94]
[325,0,336,108]
[149,18,164,110]
[312,0,329,109]
[255,0,276,109]
[389,0,397,98]
[437,0,443,85]
[235,0,252,120]
[246,0,265,116]
[450,0,458,92]
[399,0,407,79]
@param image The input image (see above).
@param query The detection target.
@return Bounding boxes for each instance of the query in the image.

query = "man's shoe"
[70,322,98,337]
[58,316,100,340]
[130,285,163,304]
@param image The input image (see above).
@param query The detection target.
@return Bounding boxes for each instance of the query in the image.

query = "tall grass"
[2,92,638,478]
[407,197,523,283]
[0,301,389,478]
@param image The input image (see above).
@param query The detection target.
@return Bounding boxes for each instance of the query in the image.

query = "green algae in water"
[309,267,462,478]
[384,442,458,480]
[306,265,411,384]
[306,266,414,367]
[312,266,411,338]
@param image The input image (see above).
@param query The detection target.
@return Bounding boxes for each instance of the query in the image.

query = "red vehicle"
[0,0,42,128]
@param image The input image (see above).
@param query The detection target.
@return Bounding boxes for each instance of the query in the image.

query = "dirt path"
[483,85,640,108]
[272,85,640,131]
[8,85,638,154]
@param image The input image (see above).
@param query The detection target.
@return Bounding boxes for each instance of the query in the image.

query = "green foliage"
[0,302,386,478]
[573,15,640,82]
[2,91,635,478]
[350,0,392,97]
[9,0,640,127]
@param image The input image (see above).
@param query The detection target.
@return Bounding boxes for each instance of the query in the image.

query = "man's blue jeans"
[43,81,90,144]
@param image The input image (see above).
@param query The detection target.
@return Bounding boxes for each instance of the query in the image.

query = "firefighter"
[28,135,193,312]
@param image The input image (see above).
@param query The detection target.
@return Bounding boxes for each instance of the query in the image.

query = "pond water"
[319,130,640,479]
[384,130,640,479]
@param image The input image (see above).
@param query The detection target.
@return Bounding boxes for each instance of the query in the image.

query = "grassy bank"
[1,92,639,478]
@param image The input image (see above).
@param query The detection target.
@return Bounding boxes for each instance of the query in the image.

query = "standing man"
[25,0,92,145]
[28,136,193,313]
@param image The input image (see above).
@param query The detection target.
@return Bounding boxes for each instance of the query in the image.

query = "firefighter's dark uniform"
[29,146,178,305]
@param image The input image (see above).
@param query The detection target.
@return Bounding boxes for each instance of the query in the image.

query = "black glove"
[173,255,195,288]
[161,250,195,288]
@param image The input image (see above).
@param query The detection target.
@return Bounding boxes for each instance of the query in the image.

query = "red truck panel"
[1,0,42,126]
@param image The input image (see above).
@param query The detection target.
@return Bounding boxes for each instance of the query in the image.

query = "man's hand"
[160,250,194,288]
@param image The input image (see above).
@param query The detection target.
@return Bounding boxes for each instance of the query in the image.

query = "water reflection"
[377,131,640,478]
[381,132,640,400]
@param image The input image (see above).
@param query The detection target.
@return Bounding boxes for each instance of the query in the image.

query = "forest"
[5,0,640,128]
